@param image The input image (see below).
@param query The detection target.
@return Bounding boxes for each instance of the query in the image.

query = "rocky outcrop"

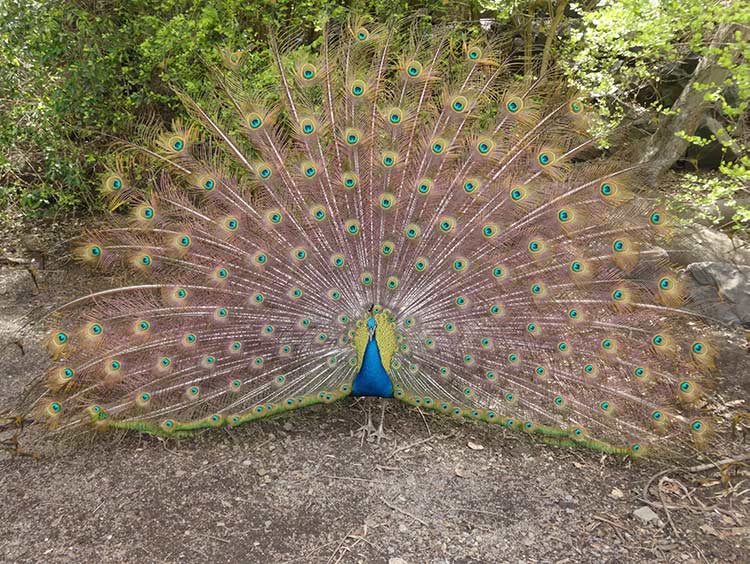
[669,225,750,267]
[687,262,750,326]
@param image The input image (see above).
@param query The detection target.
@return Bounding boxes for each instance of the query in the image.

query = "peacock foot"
[354,399,389,445]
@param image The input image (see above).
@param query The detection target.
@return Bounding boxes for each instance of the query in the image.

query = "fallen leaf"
[609,487,624,499]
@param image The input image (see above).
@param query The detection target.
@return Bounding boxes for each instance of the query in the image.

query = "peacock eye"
[406,61,422,77]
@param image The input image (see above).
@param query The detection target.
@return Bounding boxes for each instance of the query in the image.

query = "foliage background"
[0,0,747,229]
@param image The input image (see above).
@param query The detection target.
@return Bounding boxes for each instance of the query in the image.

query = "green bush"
[1,0,747,221]
[0,0,469,216]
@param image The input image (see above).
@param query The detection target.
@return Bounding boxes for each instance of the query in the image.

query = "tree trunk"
[638,23,737,185]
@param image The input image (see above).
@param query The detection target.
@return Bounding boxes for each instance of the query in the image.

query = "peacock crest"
[16,15,729,458]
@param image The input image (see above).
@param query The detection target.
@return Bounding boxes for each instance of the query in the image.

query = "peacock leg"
[370,398,389,445]
[354,401,378,446]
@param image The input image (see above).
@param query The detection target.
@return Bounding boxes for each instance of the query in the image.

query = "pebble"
[633,506,659,523]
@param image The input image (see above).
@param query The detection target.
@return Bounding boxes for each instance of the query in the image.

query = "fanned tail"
[15,15,727,458]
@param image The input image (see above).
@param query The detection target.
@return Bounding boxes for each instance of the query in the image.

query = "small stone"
[242,459,253,466]
[174,470,186,478]
[633,506,659,523]
[389,558,408,564]
[609,487,624,499]
[257,467,268,476]
[283,422,294,431]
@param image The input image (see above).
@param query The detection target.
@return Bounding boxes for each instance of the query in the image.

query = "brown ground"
[0,214,748,563]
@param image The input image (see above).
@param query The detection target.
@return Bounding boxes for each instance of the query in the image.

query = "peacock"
[6,15,736,458]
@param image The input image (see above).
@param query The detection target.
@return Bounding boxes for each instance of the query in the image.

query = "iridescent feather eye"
[344,219,361,235]
[167,135,186,152]
[506,96,523,113]
[265,209,283,226]
[438,217,456,233]
[430,138,448,155]
[246,112,264,130]
[414,257,428,272]
[350,79,367,97]
[342,172,358,190]
[354,26,369,41]
[300,161,317,178]
[381,151,398,168]
[416,178,433,195]
[387,107,404,125]
[466,45,482,61]
[379,192,396,210]
[404,60,423,78]
[299,63,317,82]
[405,223,421,239]
[344,128,361,146]
[537,150,555,167]
[300,118,317,136]
[450,95,468,113]
[476,137,495,155]
[463,178,480,194]
[309,204,327,222]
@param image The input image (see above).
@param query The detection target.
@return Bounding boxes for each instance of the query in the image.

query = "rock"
[633,506,659,523]
[686,262,750,325]
[669,225,750,267]
[389,558,408,564]
[609,487,625,499]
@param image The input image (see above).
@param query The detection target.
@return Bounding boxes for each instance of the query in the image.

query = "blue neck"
[352,335,393,398]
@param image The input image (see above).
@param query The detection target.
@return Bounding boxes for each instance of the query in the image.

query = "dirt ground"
[0,214,748,563]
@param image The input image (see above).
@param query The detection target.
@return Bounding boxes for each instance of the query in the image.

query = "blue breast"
[352,338,393,398]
